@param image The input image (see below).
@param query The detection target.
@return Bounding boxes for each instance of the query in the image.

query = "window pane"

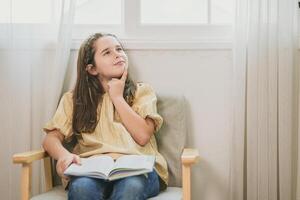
[0,0,52,23]
[211,0,234,24]
[141,0,207,24]
[0,0,10,23]
[74,0,122,24]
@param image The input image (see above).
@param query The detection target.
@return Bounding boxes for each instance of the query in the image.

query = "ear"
[86,64,98,76]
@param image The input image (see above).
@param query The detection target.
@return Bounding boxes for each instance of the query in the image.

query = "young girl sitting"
[42,33,168,200]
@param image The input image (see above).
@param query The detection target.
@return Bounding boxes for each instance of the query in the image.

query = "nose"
[113,49,122,58]
[115,53,121,58]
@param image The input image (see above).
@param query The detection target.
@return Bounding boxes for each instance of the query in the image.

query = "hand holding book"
[57,153,81,180]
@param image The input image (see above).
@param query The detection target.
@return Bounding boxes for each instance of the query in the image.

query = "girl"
[42,33,168,200]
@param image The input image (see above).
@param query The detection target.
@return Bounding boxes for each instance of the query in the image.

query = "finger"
[62,158,72,170]
[120,69,128,81]
[73,155,81,165]
[57,167,65,179]
[61,162,68,171]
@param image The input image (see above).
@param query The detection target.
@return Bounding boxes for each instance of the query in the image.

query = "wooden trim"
[71,39,232,50]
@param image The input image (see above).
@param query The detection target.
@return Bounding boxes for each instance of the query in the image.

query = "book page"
[112,155,155,172]
[64,155,114,178]
[108,169,151,181]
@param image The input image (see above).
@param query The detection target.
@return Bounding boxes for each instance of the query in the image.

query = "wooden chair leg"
[44,157,53,192]
[182,164,191,200]
[21,163,32,200]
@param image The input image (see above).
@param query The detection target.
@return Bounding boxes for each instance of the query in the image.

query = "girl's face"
[89,36,128,80]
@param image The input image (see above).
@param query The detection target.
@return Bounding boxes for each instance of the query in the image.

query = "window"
[74,0,122,25]
[211,0,234,24]
[141,0,234,25]
[0,0,54,23]
[0,0,123,24]
[120,0,233,42]
[141,0,208,24]
[0,0,235,47]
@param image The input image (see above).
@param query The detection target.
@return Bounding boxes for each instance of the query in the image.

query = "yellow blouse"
[43,83,168,189]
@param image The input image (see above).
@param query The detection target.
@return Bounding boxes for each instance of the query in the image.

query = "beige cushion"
[149,187,182,200]
[31,186,182,200]
[31,186,66,200]
[156,94,187,187]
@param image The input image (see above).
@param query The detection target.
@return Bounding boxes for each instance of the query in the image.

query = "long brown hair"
[72,33,136,136]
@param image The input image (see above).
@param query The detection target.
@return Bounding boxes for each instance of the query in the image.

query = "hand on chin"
[111,69,126,79]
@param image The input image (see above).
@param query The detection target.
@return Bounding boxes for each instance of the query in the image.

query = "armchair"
[13,94,199,200]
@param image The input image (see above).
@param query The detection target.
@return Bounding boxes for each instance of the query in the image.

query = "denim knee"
[122,176,146,194]
[68,177,105,200]
[110,175,147,200]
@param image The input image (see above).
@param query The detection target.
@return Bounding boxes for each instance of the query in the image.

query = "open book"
[64,155,155,181]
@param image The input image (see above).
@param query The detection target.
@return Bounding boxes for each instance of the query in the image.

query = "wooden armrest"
[13,149,48,164]
[12,149,52,200]
[181,148,199,165]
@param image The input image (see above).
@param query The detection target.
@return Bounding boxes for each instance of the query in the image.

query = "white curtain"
[0,0,76,199]
[231,0,298,199]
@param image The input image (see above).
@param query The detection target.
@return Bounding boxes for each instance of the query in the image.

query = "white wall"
[1,50,57,200]
[65,48,234,200]
[1,48,233,200]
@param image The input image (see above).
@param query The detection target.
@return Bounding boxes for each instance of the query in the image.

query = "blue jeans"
[68,170,160,200]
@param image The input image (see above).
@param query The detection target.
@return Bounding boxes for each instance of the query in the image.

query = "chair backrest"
[156,94,187,187]
[51,94,188,188]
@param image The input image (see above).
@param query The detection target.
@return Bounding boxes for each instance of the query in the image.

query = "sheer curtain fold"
[232,0,298,200]
[0,0,76,199]
[44,0,76,121]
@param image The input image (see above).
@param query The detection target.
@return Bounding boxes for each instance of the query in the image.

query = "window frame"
[123,0,232,39]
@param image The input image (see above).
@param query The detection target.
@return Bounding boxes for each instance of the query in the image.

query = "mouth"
[114,61,125,66]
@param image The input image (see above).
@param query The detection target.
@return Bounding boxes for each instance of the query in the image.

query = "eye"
[116,47,123,51]
[103,51,110,55]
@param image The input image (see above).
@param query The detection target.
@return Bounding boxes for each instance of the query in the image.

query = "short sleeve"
[43,91,73,140]
[132,83,163,132]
